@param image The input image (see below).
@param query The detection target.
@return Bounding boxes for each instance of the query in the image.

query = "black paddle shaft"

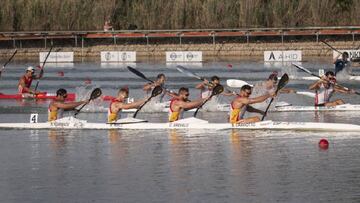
[34,47,53,91]
[75,88,102,116]
[133,86,163,118]
[261,74,289,121]
[194,85,224,117]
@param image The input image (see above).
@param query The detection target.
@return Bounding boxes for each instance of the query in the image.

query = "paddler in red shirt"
[18,66,43,95]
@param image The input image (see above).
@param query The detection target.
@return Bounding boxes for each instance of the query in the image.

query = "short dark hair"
[119,87,129,94]
[157,74,165,79]
[241,85,252,91]
[325,71,335,77]
[211,76,220,81]
[56,88,67,96]
[268,71,278,81]
[342,52,349,58]
[179,87,189,93]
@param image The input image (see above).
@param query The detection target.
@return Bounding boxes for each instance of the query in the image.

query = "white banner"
[264,51,302,62]
[39,52,74,63]
[166,51,202,62]
[333,50,360,59]
[101,51,136,62]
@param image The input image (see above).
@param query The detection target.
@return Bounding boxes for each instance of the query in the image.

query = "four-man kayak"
[0,116,360,131]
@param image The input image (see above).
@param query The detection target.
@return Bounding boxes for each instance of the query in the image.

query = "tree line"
[0,0,356,31]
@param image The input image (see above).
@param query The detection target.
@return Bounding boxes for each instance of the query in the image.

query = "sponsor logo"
[170,53,177,61]
[121,52,127,61]
[186,52,194,60]
[105,52,112,61]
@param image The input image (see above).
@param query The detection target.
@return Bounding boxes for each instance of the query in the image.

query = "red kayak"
[0,92,76,101]
[0,92,116,101]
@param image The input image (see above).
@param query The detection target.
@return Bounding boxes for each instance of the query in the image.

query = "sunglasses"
[185,93,189,97]
[245,91,252,95]
[62,94,68,98]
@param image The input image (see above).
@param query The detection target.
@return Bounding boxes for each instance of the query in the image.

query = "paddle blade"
[90,88,102,100]
[276,74,289,92]
[127,66,153,83]
[176,65,202,80]
[212,84,224,96]
[292,63,314,76]
[151,86,163,97]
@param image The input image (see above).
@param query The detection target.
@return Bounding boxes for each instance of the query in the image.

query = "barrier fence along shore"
[0,27,360,59]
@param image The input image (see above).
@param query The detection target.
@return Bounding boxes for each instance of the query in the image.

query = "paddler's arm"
[309,79,323,90]
[54,100,88,110]
[143,82,154,91]
[334,86,355,94]
[179,98,206,109]
[333,53,341,64]
[195,79,209,89]
[119,98,148,109]
[247,93,273,104]
[222,91,237,96]
[246,105,265,115]
[279,88,296,94]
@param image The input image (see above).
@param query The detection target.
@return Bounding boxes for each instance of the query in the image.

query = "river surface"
[0,57,359,202]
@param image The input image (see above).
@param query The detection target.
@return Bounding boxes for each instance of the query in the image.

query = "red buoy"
[227,64,233,68]
[319,139,329,150]
[57,71,64,77]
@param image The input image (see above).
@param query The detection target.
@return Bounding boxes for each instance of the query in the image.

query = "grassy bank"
[0,0,356,31]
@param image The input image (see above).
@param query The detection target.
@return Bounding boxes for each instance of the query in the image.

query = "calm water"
[0,57,360,202]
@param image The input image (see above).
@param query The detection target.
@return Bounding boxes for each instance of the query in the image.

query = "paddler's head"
[240,85,252,98]
[325,71,336,87]
[117,87,129,100]
[178,87,189,101]
[211,76,220,85]
[342,52,349,61]
[56,88,68,101]
[156,74,166,85]
[267,71,278,88]
[25,66,35,77]
[209,76,220,89]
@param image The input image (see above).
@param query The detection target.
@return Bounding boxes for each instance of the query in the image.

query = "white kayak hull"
[274,103,360,112]
[289,75,360,81]
[0,117,360,132]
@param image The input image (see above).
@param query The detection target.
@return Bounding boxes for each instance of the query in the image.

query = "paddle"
[127,66,174,94]
[0,49,18,78]
[292,63,360,95]
[227,79,315,98]
[34,46,53,92]
[177,65,236,95]
[133,85,163,118]
[322,40,360,55]
[74,88,102,117]
[194,84,224,117]
[127,66,154,83]
[261,74,289,121]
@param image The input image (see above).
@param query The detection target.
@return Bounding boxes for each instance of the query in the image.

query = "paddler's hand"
[349,89,356,94]
[269,91,276,98]
[286,88,296,94]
